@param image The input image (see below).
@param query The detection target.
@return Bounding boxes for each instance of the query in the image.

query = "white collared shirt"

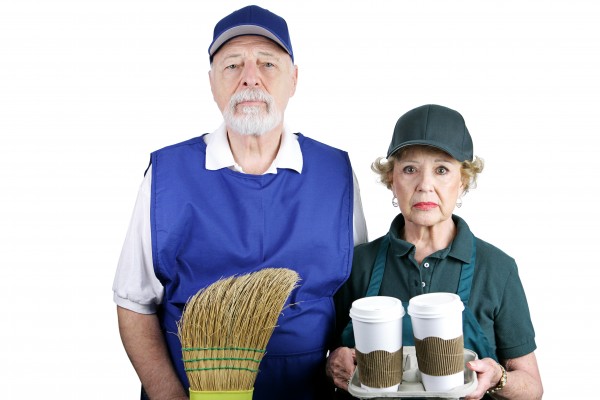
[205,123,303,174]
[113,125,368,314]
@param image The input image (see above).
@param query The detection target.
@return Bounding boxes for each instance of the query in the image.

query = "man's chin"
[225,113,282,136]
[236,105,266,115]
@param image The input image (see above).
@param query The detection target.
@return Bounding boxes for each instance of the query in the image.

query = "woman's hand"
[326,346,356,391]
[464,358,504,399]
[465,353,543,400]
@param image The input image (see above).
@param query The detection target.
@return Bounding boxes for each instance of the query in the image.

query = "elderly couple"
[113,5,543,400]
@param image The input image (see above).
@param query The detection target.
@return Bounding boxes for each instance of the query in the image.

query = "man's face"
[209,35,297,135]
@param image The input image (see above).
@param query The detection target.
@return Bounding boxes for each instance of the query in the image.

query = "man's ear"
[289,65,298,97]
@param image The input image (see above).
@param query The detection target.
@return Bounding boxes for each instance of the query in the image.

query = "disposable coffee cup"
[407,293,465,392]
[350,296,405,392]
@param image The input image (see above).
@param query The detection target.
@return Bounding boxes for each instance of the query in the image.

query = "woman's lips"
[413,202,438,210]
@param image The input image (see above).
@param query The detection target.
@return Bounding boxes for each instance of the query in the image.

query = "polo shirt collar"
[388,214,473,264]
[447,215,473,264]
[204,123,303,174]
[388,215,413,257]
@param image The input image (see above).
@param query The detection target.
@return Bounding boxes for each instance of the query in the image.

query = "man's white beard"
[223,89,282,136]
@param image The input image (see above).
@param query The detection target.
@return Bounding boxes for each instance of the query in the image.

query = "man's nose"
[241,63,260,87]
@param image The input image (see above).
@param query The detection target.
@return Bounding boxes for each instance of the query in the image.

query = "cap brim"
[209,25,291,59]
[387,141,463,161]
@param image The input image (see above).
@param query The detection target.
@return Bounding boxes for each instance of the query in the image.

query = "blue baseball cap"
[387,104,474,162]
[208,5,294,63]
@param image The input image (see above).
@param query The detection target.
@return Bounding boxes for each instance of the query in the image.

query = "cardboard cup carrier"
[407,292,465,392]
[350,296,405,392]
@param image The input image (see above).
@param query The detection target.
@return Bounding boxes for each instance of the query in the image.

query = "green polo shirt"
[333,214,537,361]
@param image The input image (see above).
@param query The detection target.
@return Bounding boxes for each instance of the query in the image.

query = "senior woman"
[327,105,543,399]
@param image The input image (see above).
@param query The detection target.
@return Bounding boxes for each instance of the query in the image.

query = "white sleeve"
[112,165,164,314]
[352,170,368,246]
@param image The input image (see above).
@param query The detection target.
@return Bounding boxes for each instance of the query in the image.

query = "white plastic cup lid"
[349,296,405,323]
[407,292,464,319]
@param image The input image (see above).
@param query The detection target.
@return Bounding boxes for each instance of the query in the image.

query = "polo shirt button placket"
[420,260,430,292]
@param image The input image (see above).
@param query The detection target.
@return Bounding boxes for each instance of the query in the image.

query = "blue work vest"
[150,133,354,400]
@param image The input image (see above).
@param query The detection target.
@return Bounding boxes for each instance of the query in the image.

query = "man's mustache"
[230,89,273,109]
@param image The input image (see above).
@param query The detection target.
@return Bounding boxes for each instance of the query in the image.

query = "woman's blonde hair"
[371,145,484,194]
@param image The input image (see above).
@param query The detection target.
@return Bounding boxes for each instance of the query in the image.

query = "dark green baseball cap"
[387,104,473,162]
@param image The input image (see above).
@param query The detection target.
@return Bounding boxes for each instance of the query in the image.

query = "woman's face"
[391,146,464,228]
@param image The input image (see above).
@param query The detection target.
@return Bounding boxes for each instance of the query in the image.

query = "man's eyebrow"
[221,53,242,62]
[257,51,280,60]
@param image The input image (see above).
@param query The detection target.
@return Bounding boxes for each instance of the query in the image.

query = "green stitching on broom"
[182,346,265,353]
[185,366,259,373]
[183,357,262,364]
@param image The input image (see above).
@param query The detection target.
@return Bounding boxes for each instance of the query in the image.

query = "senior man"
[113,5,367,400]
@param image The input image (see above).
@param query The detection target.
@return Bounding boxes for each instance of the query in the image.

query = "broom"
[177,267,300,400]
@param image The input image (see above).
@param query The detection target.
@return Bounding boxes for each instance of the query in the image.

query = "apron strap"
[457,235,476,305]
[459,235,497,361]
[366,234,390,296]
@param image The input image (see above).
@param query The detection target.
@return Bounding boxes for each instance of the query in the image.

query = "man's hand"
[326,347,356,391]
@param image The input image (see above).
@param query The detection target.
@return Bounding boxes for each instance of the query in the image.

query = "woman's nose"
[417,172,434,191]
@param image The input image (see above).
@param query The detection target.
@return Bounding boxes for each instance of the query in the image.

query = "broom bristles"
[177,267,300,391]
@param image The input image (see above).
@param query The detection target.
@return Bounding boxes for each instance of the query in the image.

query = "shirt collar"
[388,214,473,264]
[204,122,303,174]
[447,215,473,264]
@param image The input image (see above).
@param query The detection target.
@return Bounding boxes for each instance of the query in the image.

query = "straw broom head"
[177,267,300,396]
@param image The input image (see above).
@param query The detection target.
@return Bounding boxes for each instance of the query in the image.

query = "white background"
[1,0,598,398]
